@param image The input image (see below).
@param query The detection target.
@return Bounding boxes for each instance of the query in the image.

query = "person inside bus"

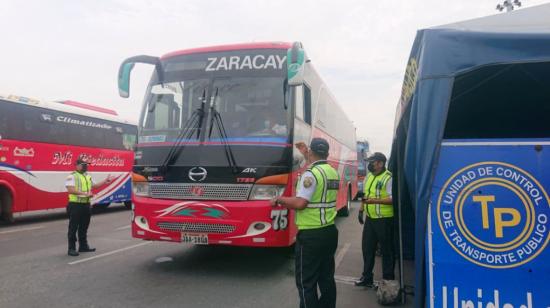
[248,109,287,136]
[65,157,115,257]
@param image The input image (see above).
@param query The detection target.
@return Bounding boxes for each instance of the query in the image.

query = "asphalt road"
[0,202,414,308]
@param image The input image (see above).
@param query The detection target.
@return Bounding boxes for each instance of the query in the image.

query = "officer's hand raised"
[270,197,279,207]
[358,211,364,225]
[294,142,309,157]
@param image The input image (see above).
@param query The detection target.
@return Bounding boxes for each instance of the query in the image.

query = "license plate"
[181,233,209,245]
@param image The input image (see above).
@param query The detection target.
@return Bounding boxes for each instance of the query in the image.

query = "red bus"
[118,42,358,247]
[355,140,370,199]
[0,94,137,222]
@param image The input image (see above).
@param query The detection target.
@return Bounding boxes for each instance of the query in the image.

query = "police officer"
[270,138,340,308]
[65,157,113,256]
[355,152,395,287]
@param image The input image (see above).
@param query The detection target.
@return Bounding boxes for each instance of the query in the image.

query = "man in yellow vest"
[270,137,340,308]
[355,152,395,287]
[65,157,114,256]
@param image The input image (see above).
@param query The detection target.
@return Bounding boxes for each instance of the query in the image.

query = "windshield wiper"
[161,88,207,168]
[208,87,238,174]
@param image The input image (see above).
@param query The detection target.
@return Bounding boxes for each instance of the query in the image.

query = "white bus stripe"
[442,141,550,146]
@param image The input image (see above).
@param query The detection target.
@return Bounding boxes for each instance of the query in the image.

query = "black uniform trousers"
[361,216,395,281]
[67,202,92,250]
[295,224,338,308]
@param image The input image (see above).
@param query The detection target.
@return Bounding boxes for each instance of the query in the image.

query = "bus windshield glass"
[141,79,208,142]
[210,77,287,140]
[140,78,288,143]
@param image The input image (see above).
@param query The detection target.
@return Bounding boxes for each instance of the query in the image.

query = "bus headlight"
[133,182,150,197]
[249,185,285,200]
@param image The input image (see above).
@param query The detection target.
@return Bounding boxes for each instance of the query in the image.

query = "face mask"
[80,164,88,173]
[367,162,375,173]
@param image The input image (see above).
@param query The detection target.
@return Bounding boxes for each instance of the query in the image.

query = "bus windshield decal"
[205,55,286,72]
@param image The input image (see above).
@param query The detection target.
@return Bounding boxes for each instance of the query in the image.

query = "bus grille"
[157,222,236,234]
[149,183,252,200]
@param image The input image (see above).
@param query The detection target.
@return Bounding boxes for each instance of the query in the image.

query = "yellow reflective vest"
[296,161,340,230]
[68,171,93,203]
[362,169,393,218]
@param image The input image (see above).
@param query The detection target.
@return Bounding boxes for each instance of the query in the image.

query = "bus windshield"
[140,77,288,142]
[141,79,208,137]
[210,77,287,139]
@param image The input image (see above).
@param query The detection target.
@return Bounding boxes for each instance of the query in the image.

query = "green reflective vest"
[296,161,340,230]
[362,169,393,218]
[68,172,93,203]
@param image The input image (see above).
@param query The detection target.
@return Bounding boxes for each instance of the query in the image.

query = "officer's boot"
[78,239,96,253]
[68,242,79,256]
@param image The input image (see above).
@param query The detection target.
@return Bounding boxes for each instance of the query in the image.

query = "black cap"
[75,157,89,165]
[367,152,387,163]
[310,138,330,156]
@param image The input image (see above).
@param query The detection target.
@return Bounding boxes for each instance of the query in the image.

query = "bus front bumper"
[131,196,296,247]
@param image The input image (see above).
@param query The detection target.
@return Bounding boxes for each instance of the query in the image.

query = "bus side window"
[0,101,11,138]
[294,85,312,125]
[294,85,304,120]
[304,85,312,125]
[123,133,137,151]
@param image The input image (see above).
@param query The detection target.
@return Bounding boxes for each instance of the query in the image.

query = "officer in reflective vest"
[355,152,395,287]
[271,138,340,308]
[65,157,114,256]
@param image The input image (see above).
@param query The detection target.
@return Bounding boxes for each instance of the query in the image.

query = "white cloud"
[1,0,548,155]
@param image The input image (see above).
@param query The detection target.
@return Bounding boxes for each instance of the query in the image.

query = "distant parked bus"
[0,95,137,222]
[118,41,358,247]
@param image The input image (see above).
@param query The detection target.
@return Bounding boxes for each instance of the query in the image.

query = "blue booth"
[390,4,550,307]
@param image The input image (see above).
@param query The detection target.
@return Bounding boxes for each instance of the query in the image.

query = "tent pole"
[398,166,405,304]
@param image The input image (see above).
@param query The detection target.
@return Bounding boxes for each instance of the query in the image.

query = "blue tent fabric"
[389,4,550,307]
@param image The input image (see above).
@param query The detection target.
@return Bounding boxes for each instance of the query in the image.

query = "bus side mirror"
[117,55,163,98]
[287,42,306,86]
[118,62,135,98]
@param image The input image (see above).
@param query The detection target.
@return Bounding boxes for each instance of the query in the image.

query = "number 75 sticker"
[270,209,288,231]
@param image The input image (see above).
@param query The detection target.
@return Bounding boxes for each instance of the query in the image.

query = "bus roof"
[0,94,136,126]
[161,42,292,60]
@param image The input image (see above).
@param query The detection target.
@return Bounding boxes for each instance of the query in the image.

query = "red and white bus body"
[0,95,136,221]
[122,42,357,247]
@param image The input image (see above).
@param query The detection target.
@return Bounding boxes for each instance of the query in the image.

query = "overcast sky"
[1,0,548,154]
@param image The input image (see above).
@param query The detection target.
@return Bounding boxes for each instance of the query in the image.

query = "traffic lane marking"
[68,242,152,265]
[334,275,359,285]
[115,225,131,231]
[0,226,44,235]
[335,242,351,269]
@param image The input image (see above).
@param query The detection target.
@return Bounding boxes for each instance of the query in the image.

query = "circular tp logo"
[437,162,549,268]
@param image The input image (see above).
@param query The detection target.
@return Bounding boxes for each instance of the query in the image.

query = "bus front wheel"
[124,201,132,210]
[338,186,351,217]
[0,187,14,223]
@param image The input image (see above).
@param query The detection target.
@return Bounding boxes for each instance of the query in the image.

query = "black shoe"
[79,247,96,252]
[355,277,374,287]
[68,249,79,256]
